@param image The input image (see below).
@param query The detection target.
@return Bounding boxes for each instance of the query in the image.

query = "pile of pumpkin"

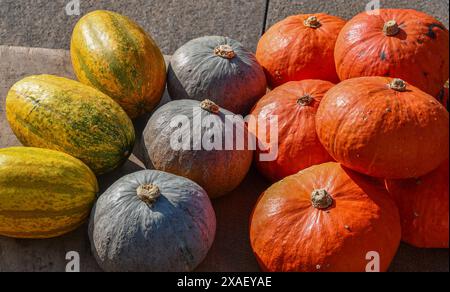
[0,8,448,272]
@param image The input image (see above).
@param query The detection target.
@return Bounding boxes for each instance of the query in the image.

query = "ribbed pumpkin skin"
[256,13,346,88]
[316,77,449,179]
[142,100,253,198]
[168,36,267,114]
[0,147,98,239]
[335,9,449,97]
[386,161,449,249]
[71,10,167,119]
[89,170,216,272]
[250,162,401,272]
[6,75,135,175]
[248,80,334,182]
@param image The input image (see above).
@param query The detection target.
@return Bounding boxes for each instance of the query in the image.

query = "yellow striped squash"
[0,147,98,239]
[5,74,135,175]
[71,10,167,119]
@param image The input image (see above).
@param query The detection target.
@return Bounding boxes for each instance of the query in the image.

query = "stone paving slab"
[0,0,267,54]
[265,0,449,29]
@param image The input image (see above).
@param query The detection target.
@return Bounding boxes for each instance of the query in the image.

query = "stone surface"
[0,0,267,54]
[265,0,449,29]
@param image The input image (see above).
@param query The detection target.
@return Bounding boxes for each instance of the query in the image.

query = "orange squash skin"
[250,162,401,272]
[256,14,346,88]
[335,9,449,97]
[316,77,449,179]
[386,161,449,249]
[248,80,334,182]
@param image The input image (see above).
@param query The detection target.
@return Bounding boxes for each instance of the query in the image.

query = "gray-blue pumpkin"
[168,36,267,114]
[142,99,254,199]
[89,170,216,272]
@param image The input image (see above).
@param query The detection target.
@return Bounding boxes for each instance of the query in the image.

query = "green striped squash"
[5,74,135,175]
[71,10,167,119]
[0,147,98,239]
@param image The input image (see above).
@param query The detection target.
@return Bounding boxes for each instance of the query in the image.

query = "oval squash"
[6,75,135,175]
[0,147,98,239]
[71,10,167,119]
[316,77,449,179]
[250,162,401,272]
[168,36,267,115]
[89,170,216,272]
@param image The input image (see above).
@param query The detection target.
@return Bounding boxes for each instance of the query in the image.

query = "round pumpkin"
[335,9,449,97]
[6,75,135,175]
[256,14,346,88]
[89,170,216,272]
[0,147,98,239]
[248,80,334,182]
[386,161,449,249]
[316,77,449,179]
[71,10,167,119]
[167,36,267,114]
[142,99,253,198]
[250,162,401,272]
[437,80,449,110]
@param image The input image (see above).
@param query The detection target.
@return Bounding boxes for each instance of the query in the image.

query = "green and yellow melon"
[71,10,167,119]
[5,74,135,175]
[0,147,98,239]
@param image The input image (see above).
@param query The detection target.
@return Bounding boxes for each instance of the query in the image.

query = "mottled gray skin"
[89,170,216,272]
[142,100,254,198]
[168,36,267,115]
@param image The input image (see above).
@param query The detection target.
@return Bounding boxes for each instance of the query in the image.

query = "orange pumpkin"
[250,162,401,272]
[386,161,449,249]
[248,80,334,182]
[316,77,449,179]
[335,9,449,97]
[256,14,346,88]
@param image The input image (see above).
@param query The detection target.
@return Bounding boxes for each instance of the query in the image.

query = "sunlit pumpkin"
[250,162,401,272]
[386,161,449,249]
[248,80,334,182]
[316,77,449,179]
[256,14,346,88]
[335,9,449,97]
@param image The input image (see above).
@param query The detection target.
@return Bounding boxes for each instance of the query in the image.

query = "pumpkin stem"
[137,184,161,206]
[304,16,322,29]
[214,45,236,59]
[383,20,400,36]
[200,99,220,114]
[389,78,407,92]
[311,189,333,209]
[297,95,314,106]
